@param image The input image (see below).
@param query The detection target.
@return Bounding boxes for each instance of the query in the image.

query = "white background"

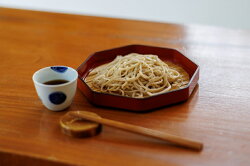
[0,0,250,30]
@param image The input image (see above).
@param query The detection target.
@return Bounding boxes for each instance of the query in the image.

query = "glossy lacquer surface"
[1,7,250,166]
[77,44,199,111]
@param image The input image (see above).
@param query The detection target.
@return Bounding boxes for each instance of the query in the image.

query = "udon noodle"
[85,53,189,98]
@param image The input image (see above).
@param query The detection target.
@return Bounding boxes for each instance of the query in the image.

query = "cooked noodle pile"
[85,53,189,98]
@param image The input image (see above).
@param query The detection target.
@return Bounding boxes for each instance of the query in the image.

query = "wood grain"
[1,7,250,166]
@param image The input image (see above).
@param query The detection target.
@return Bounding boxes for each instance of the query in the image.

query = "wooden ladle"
[60,111,203,151]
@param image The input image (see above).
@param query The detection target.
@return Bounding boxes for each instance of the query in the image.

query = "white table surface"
[0,0,249,30]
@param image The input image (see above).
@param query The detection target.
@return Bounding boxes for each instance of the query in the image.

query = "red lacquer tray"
[77,45,199,111]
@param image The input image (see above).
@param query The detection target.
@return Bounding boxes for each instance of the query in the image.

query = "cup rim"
[32,66,78,88]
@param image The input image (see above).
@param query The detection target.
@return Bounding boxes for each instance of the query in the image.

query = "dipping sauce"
[43,79,69,85]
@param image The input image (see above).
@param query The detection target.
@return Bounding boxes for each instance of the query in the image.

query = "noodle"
[85,53,189,98]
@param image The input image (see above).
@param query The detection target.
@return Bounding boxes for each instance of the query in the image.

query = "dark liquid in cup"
[44,79,69,85]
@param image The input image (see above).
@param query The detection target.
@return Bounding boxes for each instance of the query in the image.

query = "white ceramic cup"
[32,66,78,111]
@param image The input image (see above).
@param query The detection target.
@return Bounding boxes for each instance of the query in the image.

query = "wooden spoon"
[62,111,203,151]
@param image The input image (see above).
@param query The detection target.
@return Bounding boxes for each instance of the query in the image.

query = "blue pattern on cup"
[50,66,68,73]
[49,92,67,105]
